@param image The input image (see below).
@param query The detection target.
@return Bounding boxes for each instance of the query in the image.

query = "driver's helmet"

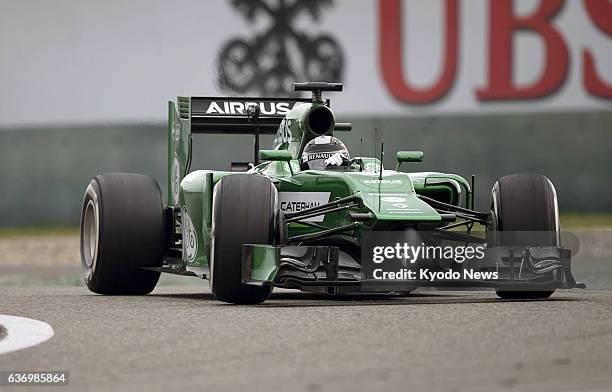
[300,136,350,170]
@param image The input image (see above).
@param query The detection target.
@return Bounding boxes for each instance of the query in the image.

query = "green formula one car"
[80,82,584,304]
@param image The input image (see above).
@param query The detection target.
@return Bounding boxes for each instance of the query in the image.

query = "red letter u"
[379,0,459,104]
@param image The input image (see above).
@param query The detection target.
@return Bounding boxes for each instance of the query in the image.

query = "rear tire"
[210,175,277,304]
[490,174,559,300]
[80,173,167,295]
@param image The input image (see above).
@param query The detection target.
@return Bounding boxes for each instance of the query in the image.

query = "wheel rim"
[81,188,100,285]
[83,200,98,269]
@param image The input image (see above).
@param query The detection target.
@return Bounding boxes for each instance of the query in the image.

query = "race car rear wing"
[180,96,352,134]
[168,95,351,205]
[187,97,311,134]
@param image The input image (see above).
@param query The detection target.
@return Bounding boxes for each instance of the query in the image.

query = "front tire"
[489,174,559,299]
[210,175,277,304]
[80,173,167,295]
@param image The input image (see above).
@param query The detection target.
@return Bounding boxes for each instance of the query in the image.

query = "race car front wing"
[242,244,586,294]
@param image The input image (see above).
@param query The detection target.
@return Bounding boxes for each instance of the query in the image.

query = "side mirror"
[395,151,423,170]
[230,162,254,172]
[258,150,293,162]
[258,149,294,175]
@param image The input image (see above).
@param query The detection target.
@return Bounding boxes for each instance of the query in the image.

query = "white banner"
[0,0,610,126]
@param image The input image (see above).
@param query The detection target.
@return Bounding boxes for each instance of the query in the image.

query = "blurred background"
[1,0,611,227]
[0,0,610,285]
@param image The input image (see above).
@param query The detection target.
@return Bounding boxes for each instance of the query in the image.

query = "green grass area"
[0,226,79,238]
[560,213,612,229]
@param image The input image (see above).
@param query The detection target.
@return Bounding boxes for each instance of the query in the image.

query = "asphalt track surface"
[1,285,611,392]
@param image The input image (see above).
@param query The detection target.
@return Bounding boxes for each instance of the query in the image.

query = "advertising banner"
[0,0,610,125]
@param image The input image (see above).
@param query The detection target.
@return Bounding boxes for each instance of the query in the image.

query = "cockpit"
[300,136,351,171]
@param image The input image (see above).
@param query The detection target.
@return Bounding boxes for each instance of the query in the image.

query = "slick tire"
[80,173,167,295]
[489,174,559,300]
[210,174,277,304]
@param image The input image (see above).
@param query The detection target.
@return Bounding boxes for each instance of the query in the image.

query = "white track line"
[0,315,54,355]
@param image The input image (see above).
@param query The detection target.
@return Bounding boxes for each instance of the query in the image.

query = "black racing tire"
[490,174,559,300]
[80,173,167,295]
[210,174,277,304]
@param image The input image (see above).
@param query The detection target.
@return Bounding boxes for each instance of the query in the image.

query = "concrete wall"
[1,110,610,226]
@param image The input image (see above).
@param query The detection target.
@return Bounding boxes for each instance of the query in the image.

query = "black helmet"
[300,136,350,170]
